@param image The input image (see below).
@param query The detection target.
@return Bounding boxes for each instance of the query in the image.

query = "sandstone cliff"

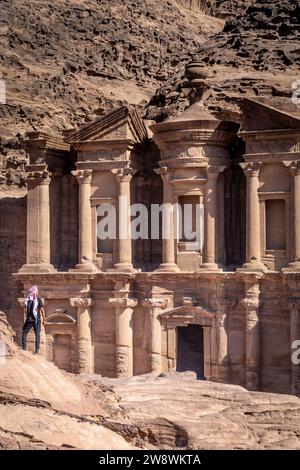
[0,0,221,141]
[146,0,300,122]
[1,312,300,450]
[1,1,299,184]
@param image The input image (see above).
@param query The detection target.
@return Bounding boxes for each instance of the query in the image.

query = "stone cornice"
[14,270,293,285]
[240,128,300,139]
[22,132,70,153]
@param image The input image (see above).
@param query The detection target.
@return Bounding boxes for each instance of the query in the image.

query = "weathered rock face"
[0,311,136,449]
[1,312,300,450]
[0,188,27,336]
[82,372,300,450]
[0,0,221,141]
[146,0,300,122]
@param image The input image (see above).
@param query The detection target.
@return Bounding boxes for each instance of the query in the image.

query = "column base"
[69,262,100,273]
[237,261,267,273]
[18,263,57,274]
[198,262,222,272]
[154,263,179,273]
[282,261,300,273]
[149,352,161,373]
[108,263,137,273]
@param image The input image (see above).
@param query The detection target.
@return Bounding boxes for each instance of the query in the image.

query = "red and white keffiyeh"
[24,285,39,321]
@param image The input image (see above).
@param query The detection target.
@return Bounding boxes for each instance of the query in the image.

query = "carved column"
[288,300,300,395]
[200,166,223,271]
[241,276,262,390]
[156,167,179,272]
[39,173,51,264]
[109,297,137,377]
[285,161,300,270]
[70,297,93,374]
[142,298,169,373]
[112,169,136,272]
[19,169,56,273]
[214,311,229,383]
[72,170,98,272]
[240,162,266,271]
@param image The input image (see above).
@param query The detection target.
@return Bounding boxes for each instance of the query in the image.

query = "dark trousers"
[22,319,41,352]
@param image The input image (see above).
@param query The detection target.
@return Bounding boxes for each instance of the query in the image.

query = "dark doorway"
[176,325,204,379]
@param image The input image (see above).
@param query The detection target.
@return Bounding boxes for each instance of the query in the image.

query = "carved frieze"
[247,139,300,155]
[78,149,129,162]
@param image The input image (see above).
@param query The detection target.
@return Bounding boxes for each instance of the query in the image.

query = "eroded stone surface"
[80,372,300,450]
[1,313,300,450]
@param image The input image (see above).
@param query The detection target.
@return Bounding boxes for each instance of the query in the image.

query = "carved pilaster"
[155,166,179,272]
[199,165,225,271]
[240,275,262,390]
[142,297,169,373]
[288,299,300,395]
[239,162,266,271]
[71,170,98,273]
[70,297,93,373]
[110,168,136,272]
[19,167,56,273]
[283,161,300,270]
[109,296,137,377]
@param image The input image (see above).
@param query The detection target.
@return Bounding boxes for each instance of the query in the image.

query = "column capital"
[112,167,135,184]
[239,161,262,178]
[283,160,300,176]
[70,297,93,307]
[27,169,51,185]
[206,165,226,179]
[288,299,300,313]
[154,166,169,180]
[215,312,226,328]
[109,297,137,309]
[141,297,169,311]
[72,169,93,184]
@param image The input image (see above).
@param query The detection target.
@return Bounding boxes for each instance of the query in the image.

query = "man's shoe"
[34,349,40,355]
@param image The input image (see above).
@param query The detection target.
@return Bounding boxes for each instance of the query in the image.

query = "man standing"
[22,285,45,354]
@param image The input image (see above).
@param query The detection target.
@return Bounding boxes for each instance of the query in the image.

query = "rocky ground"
[1,311,300,450]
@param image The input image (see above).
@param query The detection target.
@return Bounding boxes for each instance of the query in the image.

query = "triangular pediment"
[66,106,148,144]
[239,97,300,132]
